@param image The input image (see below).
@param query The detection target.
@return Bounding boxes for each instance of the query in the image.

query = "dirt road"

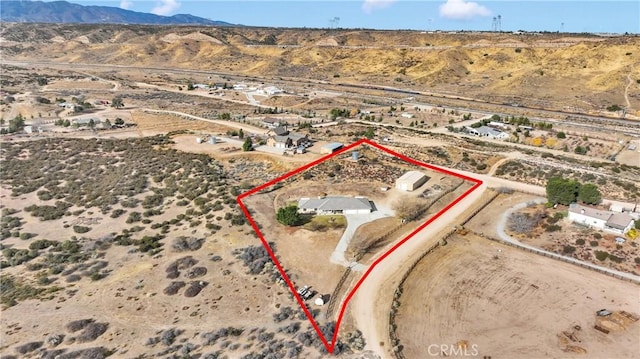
[140,108,269,136]
[350,180,488,357]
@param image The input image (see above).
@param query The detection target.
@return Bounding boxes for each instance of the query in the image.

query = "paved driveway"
[330,204,395,271]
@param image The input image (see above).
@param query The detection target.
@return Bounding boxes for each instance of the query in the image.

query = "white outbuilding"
[395,171,428,192]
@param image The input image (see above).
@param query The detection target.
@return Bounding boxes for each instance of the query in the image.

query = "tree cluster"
[546,177,601,205]
[276,205,302,226]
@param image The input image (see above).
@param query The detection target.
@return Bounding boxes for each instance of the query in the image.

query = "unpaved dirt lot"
[395,234,640,359]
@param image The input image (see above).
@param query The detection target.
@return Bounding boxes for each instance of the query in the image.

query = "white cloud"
[151,0,181,16]
[362,0,398,14]
[439,0,491,20]
[119,0,133,10]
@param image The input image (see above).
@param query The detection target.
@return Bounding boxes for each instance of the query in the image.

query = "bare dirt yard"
[395,234,640,359]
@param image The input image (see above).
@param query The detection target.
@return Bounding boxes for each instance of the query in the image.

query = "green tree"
[546,177,580,205]
[363,128,375,139]
[556,131,566,139]
[62,119,71,127]
[114,118,125,126]
[111,97,124,109]
[103,119,111,128]
[8,114,25,133]
[276,205,301,226]
[574,146,587,155]
[88,119,95,129]
[187,82,195,91]
[242,137,253,151]
[578,183,601,205]
[238,128,244,139]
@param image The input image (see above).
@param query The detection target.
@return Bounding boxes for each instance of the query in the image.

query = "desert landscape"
[1,9,639,359]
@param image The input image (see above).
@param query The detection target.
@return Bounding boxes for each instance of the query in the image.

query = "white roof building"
[568,203,635,235]
[298,196,373,215]
[396,171,428,191]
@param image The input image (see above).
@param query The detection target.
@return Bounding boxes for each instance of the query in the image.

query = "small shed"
[321,142,344,154]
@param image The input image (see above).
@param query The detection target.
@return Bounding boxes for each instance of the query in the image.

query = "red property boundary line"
[236,138,483,353]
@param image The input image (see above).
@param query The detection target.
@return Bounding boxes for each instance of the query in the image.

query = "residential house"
[261,118,283,129]
[466,126,510,140]
[568,203,635,235]
[298,196,373,215]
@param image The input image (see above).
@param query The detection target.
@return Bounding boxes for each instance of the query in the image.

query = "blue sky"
[60,1,639,33]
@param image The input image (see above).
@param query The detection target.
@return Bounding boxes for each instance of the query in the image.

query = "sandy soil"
[396,234,640,359]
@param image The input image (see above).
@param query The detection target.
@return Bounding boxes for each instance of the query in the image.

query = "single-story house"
[568,203,635,235]
[257,86,283,96]
[321,142,343,154]
[466,126,509,140]
[261,118,283,129]
[298,196,373,215]
[266,132,309,149]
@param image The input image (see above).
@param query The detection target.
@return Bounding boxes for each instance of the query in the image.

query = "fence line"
[325,268,352,320]
[388,190,502,359]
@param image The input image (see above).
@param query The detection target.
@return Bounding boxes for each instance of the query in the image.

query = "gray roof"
[272,132,307,143]
[476,126,503,137]
[569,203,611,221]
[323,142,343,150]
[606,213,634,230]
[298,196,372,211]
[273,126,289,136]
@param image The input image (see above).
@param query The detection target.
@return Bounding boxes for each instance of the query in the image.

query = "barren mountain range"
[1,23,638,115]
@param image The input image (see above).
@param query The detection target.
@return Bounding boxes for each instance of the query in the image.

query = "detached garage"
[321,142,344,154]
[395,171,428,191]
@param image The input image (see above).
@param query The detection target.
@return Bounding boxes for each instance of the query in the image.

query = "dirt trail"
[624,73,633,109]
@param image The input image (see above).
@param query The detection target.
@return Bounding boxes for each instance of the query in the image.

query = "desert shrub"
[125,212,142,224]
[273,306,295,323]
[66,319,95,333]
[508,212,542,234]
[76,322,109,343]
[210,255,222,262]
[279,322,300,334]
[172,236,204,252]
[563,245,576,254]
[24,202,71,221]
[161,328,183,346]
[593,233,602,239]
[135,234,164,253]
[545,224,562,232]
[110,209,126,218]
[72,225,91,234]
[186,267,207,278]
[590,240,599,247]
[142,194,164,209]
[55,347,111,359]
[29,239,58,250]
[120,198,140,208]
[65,274,82,283]
[15,341,43,354]
[594,250,609,261]
[575,238,585,245]
[233,245,271,275]
[609,255,623,263]
[163,281,186,295]
[184,281,208,297]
